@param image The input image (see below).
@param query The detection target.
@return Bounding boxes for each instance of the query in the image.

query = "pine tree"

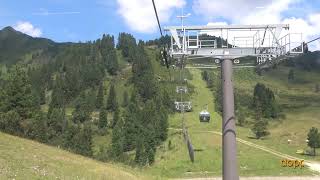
[236,108,246,127]
[96,83,104,109]
[111,117,124,158]
[251,105,269,139]
[307,127,320,156]
[0,110,21,135]
[106,83,118,111]
[71,123,93,157]
[145,125,156,165]
[62,122,78,150]
[161,89,172,111]
[48,75,65,118]
[106,49,119,75]
[26,111,48,143]
[135,136,145,165]
[252,83,279,118]
[123,102,139,151]
[154,96,169,142]
[47,108,65,140]
[98,108,108,129]
[122,91,129,107]
[112,107,120,128]
[201,70,209,81]
[81,124,93,156]
[72,92,92,123]
[133,100,158,166]
[1,65,38,120]
[288,69,295,82]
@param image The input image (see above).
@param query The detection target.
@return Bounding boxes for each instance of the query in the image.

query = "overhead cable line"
[306,36,320,44]
[151,0,170,69]
[152,0,163,36]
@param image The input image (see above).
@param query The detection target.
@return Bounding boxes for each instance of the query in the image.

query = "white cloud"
[32,8,80,16]
[207,22,228,26]
[13,21,42,37]
[193,0,272,21]
[116,0,186,33]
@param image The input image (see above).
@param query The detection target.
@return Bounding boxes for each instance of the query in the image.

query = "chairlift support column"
[221,59,238,180]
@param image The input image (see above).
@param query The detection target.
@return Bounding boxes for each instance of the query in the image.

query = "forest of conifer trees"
[0,31,172,166]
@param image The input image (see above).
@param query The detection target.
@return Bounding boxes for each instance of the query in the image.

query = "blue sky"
[0,0,319,47]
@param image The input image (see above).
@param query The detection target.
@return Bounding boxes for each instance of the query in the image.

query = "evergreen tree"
[122,91,129,107]
[251,105,269,139]
[123,102,139,151]
[236,107,246,127]
[100,34,119,75]
[134,100,157,166]
[154,96,169,142]
[106,83,118,111]
[62,122,79,150]
[48,75,65,118]
[98,108,108,129]
[288,69,295,82]
[96,83,104,109]
[201,70,209,81]
[307,127,320,156]
[106,49,119,75]
[214,73,223,114]
[162,89,172,112]
[72,92,92,123]
[111,117,124,158]
[80,124,93,156]
[117,33,137,62]
[47,108,65,141]
[131,42,157,100]
[71,123,93,157]
[0,65,38,120]
[252,83,279,118]
[135,136,146,165]
[112,107,120,128]
[25,111,48,143]
[0,110,21,135]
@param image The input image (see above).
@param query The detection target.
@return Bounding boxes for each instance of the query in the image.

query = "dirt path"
[168,128,320,174]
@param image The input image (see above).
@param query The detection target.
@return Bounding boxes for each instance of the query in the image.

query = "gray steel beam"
[164,24,289,31]
[221,59,238,180]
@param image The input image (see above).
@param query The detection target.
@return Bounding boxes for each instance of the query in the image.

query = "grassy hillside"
[0,132,147,180]
[140,68,316,178]
[232,65,320,161]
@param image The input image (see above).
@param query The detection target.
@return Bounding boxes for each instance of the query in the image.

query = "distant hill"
[289,51,320,71]
[0,26,66,64]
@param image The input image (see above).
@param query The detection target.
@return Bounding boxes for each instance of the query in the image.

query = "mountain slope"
[0,26,63,64]
[0,132,146,180]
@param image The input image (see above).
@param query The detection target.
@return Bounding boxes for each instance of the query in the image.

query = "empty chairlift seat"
[174,101,192,112]
[199,110,210,122]
[176,86,188,93]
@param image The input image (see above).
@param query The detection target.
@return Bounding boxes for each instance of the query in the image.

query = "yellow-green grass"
[231,67,320,162]
[0,132,147,180]
[141,68,314,178]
